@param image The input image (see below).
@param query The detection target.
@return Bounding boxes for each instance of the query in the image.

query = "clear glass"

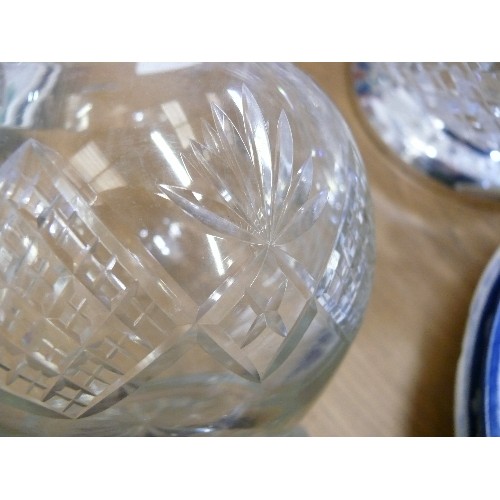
[0,62,373,436]
[353,62,500,196]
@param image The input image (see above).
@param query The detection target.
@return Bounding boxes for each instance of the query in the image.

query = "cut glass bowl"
[0,63,373,436]
[353,62,500,196]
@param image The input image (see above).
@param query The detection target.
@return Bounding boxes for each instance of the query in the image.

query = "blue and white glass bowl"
[0,63,374,436]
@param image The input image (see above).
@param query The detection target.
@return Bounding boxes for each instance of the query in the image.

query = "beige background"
[297,63,500,436]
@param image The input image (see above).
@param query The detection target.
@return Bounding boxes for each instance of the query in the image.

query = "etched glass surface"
[353,62,500,194]
[0,63,373,435]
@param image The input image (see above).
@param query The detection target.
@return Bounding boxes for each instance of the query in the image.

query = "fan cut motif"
[159,86,328,247]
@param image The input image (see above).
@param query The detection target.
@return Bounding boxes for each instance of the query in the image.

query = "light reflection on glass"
[426,146,437,158]
[206,234,225,276]
[27,90,39,102]
[135,62,199,76]
[64,95,93,132]
[92,170,127,193]
[408,136,430,157]
[175,123,196,149]
[277,85,294,109]
[490,150,500,162]
[161,101,187,127]
[76,103,92,119]
[168,222,181,238]
[431,117,445,130]
[70,141,109,182]
[206,92,222,109]
[69,141,126,192]
[153,234,171,256]
[226,89,242,114]
[150,130,191,187]
[161,100,195,148]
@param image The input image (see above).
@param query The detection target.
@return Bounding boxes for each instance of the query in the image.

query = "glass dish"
[353,62,500,196]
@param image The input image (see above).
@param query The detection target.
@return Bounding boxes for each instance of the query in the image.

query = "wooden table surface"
[296,62,500,436]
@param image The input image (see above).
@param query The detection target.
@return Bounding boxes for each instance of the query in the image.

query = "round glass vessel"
[353,62,500,196]
[0,63,373,436]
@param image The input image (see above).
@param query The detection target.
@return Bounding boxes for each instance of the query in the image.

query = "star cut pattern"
[158,85,328,247]
[243,277,288,348]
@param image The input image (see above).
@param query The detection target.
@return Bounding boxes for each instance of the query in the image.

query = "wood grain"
[297,62,500,436]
